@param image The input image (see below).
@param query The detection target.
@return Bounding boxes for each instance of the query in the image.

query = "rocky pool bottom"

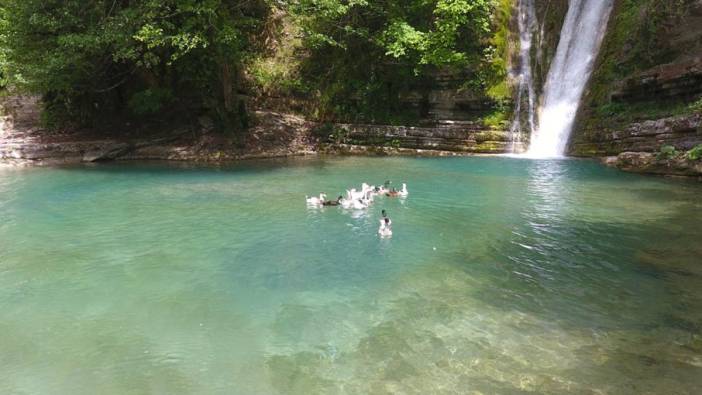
[1,156,701,394]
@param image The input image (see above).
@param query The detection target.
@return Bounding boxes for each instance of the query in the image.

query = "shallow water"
[1,157,701,394]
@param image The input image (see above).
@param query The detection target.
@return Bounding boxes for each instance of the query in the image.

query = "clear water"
[1,157,702,395]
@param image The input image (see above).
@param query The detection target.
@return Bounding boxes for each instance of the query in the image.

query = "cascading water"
[526,0,614,158]
[509,0,538,153]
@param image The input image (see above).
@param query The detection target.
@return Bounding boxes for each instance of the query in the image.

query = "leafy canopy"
[287,0,502,122]
[0,0,268,128]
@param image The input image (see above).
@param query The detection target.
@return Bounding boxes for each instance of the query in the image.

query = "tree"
[0,0,269,129]
[287,0,497,122]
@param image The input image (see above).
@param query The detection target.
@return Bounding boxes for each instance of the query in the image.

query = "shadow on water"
[51,156,335,175]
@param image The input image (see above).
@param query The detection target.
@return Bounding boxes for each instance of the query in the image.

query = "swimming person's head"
[384,218,390,224]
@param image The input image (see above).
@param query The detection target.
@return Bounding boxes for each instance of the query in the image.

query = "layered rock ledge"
[329,122,522,154]
[571,113,702,156]
[602,152,702,179]
[1,95,522,166]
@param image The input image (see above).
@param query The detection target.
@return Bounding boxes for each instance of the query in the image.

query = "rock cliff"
[322,122,519,154]
[570,0,702,162]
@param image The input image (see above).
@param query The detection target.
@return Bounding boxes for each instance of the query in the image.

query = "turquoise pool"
[1,156,701,394]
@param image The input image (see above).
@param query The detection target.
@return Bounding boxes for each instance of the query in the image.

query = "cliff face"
[570,0,702,157]
[397,69,496,124]
[532,1,568,100]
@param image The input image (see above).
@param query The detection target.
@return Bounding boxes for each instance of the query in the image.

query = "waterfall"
[509,0,538,153]
[526,0,614,158]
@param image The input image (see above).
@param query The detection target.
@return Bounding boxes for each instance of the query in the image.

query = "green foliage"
[0,0,270,130]
[287,0,504,122]
[690,97,702,113]
[1,0,515,129]
[586,0,698,126]
[482,109,509,129]
[685,144,702,161]
[483,0,513,101]
[128,88,173,116]
[656,145,678,160]
[387,139,402,149]
[246,10,306,97]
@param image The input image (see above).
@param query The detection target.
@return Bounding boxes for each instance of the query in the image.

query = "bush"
[482,109,509,129]
[128,89,173,116]
[685,144,702,161]
[386,139,402,149]
[0,0,270,130]
[656,144,678,160]
[690,98,702,113]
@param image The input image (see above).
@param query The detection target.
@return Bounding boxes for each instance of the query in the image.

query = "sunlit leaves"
[292,0,494,68]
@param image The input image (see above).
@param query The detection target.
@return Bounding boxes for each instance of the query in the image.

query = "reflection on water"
[1,157,701,394]
[525,159,570,220]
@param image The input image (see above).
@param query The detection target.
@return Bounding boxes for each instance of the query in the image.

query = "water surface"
[1,157,701,394]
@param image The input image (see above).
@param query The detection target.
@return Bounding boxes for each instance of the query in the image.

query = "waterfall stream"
[526,0,614,158]
[509,0,538,153]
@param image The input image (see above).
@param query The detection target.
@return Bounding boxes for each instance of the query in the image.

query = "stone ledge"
[333,123,524,154]
[601,152,702,178]
[571,113,702,156]
[612,58,702,103]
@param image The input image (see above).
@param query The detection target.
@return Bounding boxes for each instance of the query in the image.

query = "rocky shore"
[0,95,319,166]
[0,110,488,166]
[0,95,512,167]
[601,152,702,179]
[2,95,701,179]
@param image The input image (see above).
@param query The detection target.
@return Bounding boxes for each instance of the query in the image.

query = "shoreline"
[3,145,701,181]
[1,100,700,178]
[3,133,701,180]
